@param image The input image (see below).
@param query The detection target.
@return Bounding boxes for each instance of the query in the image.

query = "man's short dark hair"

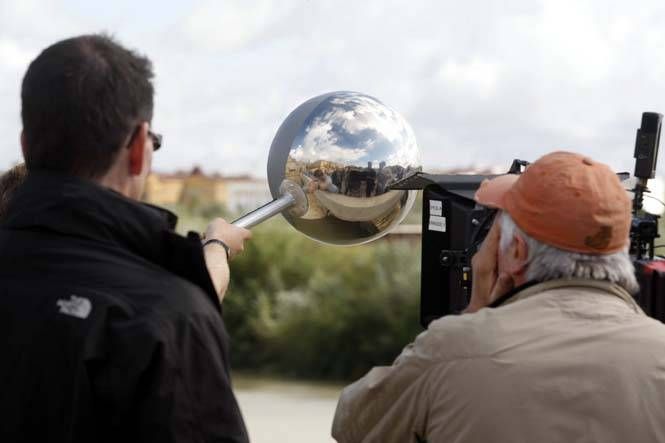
[21,34,154,179]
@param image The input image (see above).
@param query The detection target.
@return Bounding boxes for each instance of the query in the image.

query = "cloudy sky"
[1,0,665,179]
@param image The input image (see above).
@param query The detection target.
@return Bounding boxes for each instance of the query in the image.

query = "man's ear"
[128,123,149,176]
[512,234,529,274]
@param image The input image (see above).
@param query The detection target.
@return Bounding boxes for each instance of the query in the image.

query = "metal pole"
[230,180,308,229]
[232,193,297,229]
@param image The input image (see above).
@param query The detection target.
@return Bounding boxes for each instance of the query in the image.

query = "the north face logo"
[56,295,92,319]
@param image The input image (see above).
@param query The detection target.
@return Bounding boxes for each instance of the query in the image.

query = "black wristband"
[202,238,230,260]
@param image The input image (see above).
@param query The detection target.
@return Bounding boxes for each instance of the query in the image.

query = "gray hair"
[499,212,639,294]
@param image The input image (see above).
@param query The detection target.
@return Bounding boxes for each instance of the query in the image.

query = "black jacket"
[0,172,249,443]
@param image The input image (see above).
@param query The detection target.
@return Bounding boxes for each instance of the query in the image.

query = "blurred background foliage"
[176,202,424,382]
[171,192,665,381]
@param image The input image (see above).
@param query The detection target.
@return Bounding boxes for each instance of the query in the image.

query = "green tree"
[224,219,423,381]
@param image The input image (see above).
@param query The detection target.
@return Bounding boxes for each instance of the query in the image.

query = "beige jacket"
[332,279,665,443]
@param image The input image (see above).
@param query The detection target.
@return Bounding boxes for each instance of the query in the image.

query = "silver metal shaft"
[232,193,296,229]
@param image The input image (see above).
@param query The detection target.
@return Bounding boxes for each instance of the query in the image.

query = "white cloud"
[297,111,369,165]
[0,39,33,71]
[438,60,500,99]
[0,0,664,180]
[181,0,297,52]
[289,93,420,168]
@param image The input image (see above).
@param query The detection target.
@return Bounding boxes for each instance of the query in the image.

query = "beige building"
[143,172,188,205]
[142,167,270,215]
[222,177,272,214]
[178,168,227,208]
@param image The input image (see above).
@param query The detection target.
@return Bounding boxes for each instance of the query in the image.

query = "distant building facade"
[223,177,272,214]
[143,167,271,215]
[144,173,186,205]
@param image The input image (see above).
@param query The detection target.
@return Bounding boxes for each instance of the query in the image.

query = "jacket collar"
[491,278,644,315]
[2,171,177,264]
[2,171,220,311]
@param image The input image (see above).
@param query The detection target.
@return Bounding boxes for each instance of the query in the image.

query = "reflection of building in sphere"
[272,91,422,245]
[377,165,394,195]
[338,164,400,198]
[308,160,340,174]
[285,156,307,185]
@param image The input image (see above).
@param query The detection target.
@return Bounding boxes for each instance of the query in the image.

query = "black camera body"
[392,113,665,328]
[419,179,493,326]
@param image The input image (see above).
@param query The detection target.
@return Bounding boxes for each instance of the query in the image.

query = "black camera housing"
[419,181,493,326]
[391,172,496,327]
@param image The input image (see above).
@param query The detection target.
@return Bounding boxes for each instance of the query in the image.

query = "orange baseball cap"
[474,151,631,254]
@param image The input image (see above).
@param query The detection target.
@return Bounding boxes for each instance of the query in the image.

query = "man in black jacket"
[0,34,252,442]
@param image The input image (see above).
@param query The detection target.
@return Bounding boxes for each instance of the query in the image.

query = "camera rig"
[391,112,665,328]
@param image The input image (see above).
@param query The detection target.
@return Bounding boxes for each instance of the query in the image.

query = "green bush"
[223,219,423,381]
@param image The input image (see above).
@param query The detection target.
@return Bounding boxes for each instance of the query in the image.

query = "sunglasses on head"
[148,130,162,151]
[127,126,163,152]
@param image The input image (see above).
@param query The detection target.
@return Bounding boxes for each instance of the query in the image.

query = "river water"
[234,375,344,443]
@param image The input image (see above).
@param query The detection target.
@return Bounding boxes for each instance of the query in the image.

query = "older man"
[332,151,665,442]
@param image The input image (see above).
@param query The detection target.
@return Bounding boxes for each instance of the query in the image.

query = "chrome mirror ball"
[265,91,421,245]
[233,91,421,245]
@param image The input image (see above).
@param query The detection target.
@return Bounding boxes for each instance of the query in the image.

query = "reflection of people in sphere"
[308,169,339,193]
[376,164,394,195]
[365,162,376,197]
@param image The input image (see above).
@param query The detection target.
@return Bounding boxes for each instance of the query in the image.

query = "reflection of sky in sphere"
[289,92,421,168]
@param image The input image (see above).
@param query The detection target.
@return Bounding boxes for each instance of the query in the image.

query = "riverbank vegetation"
[177,210,423,382]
